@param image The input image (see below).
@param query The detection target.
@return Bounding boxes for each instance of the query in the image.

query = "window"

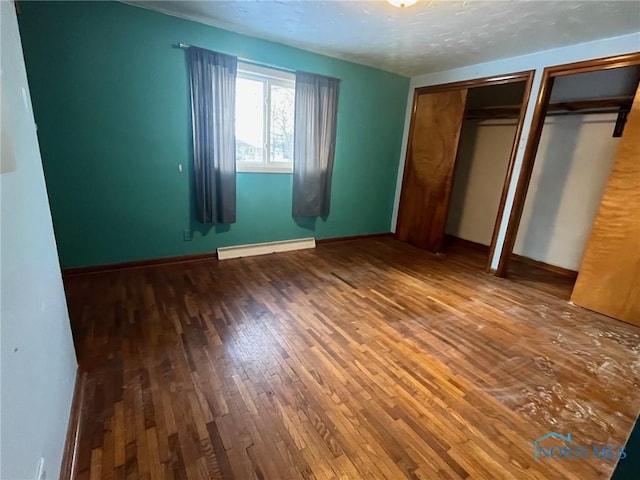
[235,62,295,173]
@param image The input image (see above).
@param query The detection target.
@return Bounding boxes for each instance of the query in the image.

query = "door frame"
[495,52,640,277]
[396,70,535,270]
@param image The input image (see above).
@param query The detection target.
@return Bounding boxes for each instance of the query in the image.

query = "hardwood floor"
[64,238,640,479]
[506,259,576,301]
[443,235,577,300]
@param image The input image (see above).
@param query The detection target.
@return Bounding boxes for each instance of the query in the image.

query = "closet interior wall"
[511,65,640,275]
[445,82,527,259]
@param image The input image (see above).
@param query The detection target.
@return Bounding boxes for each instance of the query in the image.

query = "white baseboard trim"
[217,237,316,260]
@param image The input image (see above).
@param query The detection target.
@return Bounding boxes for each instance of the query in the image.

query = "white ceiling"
[125,1,640,76]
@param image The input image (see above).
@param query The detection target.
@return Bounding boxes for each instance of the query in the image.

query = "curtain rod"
[177,42,296,74]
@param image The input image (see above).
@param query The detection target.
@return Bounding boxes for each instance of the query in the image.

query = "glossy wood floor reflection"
[64,238,640,480]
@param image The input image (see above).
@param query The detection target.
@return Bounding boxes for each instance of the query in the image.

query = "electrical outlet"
[183,230,193,242]
[34,458,46,480]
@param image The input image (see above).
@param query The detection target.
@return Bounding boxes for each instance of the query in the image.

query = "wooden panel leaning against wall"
[396,89,468,251]
[571,83,640,326]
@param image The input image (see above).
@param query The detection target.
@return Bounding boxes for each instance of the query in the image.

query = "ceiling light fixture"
[387,0,419,7]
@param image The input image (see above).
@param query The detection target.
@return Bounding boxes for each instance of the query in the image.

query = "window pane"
[269,85,295,163]
[235,77,265,163]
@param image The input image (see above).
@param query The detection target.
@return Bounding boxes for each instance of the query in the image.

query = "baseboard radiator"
[217,237,316,260]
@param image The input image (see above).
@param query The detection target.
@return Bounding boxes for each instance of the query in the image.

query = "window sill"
[237,165,293,174]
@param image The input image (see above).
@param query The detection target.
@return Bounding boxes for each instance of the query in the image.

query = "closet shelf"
[466,95,634,119]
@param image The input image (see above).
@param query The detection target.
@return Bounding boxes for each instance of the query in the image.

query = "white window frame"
[235,62,295,174]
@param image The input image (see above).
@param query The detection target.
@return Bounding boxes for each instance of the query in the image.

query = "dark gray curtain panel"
[292,72,340,217]
[187,47,237,224]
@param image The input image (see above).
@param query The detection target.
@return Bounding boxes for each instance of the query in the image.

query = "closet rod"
[549,95,633,112]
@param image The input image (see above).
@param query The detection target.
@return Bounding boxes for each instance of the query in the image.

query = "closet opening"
[396,71,534,272]
[444,81,529,270]
[497,54,640,308]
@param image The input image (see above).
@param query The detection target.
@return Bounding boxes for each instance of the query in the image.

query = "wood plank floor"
[64,238,640,480]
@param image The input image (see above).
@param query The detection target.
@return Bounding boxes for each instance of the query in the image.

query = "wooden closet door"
[571,86,640,325]
[396,89,468,251]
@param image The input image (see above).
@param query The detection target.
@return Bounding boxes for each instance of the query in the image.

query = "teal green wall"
[18,1,409,268]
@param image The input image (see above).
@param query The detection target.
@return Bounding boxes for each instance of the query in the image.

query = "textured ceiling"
[124,1,640,76]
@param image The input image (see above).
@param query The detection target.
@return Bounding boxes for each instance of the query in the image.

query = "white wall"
[514,113,620,270]
[447,114,620,271]
[391,32,640,269]
[1,2,78,479]
[446,118,517,245]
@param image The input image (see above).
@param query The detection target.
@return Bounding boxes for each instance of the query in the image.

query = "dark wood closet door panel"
[571,85,640,326]
[397,89,468,251]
